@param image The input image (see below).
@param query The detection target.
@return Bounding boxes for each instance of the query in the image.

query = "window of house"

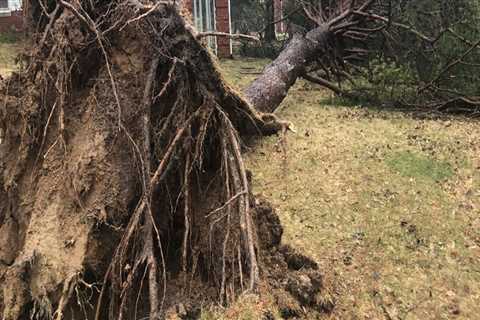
[0,0,8,9]
[193,0,215,32]
[193,0,217,51]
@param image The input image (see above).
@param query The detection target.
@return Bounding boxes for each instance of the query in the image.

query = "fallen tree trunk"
[244,0,375,113]
[245,26,331,113]
[0,1,323,319]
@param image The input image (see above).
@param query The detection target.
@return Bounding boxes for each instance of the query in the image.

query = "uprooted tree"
[0,0,477,319]
[0,0,326,319]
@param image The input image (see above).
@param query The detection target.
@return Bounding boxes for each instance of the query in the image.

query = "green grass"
[386,151,454,182]
[0,32,21,44]
[217,57,480,320]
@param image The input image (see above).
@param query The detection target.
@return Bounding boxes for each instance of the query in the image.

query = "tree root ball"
[0,1,326,319]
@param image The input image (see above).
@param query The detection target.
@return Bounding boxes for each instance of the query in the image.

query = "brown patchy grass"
[219,58,480,319]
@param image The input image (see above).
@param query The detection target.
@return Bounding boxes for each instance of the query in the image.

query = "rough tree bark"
[245,25,330,112]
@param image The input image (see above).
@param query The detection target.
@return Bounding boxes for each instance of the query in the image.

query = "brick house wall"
[0,0,23,33]
[0,10,22,33]
[214,0,231,57]
[273,0,285,34]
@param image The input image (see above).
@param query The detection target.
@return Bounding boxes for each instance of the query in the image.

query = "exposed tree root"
[54,273,79,320]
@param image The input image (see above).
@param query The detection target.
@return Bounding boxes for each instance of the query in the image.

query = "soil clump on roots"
[0,1,325,318]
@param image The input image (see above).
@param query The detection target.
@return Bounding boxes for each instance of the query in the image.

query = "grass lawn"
[219,58,480,320]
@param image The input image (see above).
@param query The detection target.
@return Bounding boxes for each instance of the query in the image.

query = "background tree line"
[231,0,480,113]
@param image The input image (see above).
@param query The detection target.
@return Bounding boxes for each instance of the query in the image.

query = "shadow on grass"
[318,92,479,122]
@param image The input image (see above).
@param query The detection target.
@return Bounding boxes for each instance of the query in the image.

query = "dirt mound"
[255,200,331,317]
[0,1,327,319]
